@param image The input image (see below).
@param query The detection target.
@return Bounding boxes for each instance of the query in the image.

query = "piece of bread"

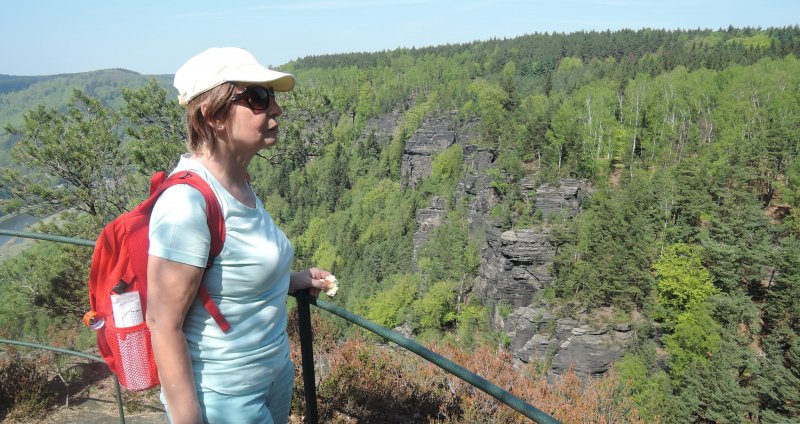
[322,275,339,297]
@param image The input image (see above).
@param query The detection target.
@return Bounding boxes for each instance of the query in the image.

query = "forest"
[1,26,800,423]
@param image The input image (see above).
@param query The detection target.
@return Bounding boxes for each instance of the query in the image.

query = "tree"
[120,79,186,175]
[364,274,419,328]
[0,85,185,341]
[615,350,670,422]
[653,243,718,324]
[662,304,721,381]
[1,89,131,222]
[756,237,800,420]
[413,280,458,331]
[553,176,658,310]
[467,78,508,146]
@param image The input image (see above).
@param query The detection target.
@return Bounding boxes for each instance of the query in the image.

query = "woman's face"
[226,85,283,154]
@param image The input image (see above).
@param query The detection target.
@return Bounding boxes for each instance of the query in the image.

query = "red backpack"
[83,170,230,391]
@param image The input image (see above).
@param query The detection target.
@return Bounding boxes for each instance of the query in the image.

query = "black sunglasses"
[230,86,275,111]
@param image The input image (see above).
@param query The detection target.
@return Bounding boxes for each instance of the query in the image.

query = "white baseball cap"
[173,47,296,105]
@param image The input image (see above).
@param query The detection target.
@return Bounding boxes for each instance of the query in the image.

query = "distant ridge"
[0,69,170,95]
[0,69,175,167]
[0,75,50,94]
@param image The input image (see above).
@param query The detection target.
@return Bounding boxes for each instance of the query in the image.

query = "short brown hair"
[185,83,237,154]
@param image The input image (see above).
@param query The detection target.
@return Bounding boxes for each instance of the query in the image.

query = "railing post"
[112,375,126,424]
[296,290,319,424]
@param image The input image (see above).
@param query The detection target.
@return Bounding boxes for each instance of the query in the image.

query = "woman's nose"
[268,97,283,117]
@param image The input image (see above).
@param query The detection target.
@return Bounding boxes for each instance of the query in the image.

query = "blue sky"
[2,0,799,76]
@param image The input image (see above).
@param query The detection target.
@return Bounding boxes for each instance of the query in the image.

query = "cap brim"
[229,64,296,92]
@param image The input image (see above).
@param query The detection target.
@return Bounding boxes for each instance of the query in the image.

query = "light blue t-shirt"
[149,154,294,395]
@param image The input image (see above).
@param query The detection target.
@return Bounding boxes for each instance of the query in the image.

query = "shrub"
[300,334,646,423]
[0,350,54,420]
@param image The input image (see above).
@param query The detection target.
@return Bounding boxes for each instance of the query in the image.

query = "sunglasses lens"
[232,86,273,111]
[246,87,271,110]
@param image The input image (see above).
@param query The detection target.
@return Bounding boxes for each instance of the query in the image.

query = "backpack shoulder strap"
[154,171,225,262]
[151,170,231,333]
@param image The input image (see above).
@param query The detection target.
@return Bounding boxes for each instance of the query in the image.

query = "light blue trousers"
[161,360,295,424]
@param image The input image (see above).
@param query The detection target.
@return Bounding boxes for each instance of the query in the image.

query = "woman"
[146,47,330,424]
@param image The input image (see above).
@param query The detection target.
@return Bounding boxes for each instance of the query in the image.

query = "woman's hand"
[289,267,332,297]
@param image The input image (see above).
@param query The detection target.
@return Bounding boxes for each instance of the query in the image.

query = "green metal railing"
[0,228,560,423]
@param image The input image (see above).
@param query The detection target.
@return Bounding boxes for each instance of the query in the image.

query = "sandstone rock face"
[457,144,499,234]
[474,177,589,308]
[501,307,634,378]
[478,226,555,308]
[548,324,632,378]
[403,111,631,379]
[413,196,447,264]
[501,306,556,361]
[534,179,591,218]
[401,113,458,189]
[362,113,400,143]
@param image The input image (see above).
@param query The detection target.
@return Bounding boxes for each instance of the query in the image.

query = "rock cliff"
[400,113,458,189]
[393,111,632,379]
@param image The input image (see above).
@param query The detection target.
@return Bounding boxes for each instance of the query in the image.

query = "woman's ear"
[200,103,223,129]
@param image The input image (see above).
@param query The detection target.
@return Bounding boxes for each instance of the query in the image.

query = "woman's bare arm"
[146,255,205,424]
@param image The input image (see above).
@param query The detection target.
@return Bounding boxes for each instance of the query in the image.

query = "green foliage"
[615,351,670,422]
[120,79,186,175]
[726,33,774,50]
[364,274,419,328]
[413,280,458,331]
[552,176,659,310]
[662,304,722,380]
[1,89,132,221]
[429,143,463,185]
[0,234,93,339]
[0,84,185,346]
[665,299,761,423]
[0,70,170,165]
[417,211,480,284]
[379,94,436,179]
[455,301,490,348]
[757,334,800,421]
[755,237,800,421]
[466,79,508,146]
[653,243,718,323]
[496,301,513,319]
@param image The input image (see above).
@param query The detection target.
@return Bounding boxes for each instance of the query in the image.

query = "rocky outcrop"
[500,306,634,379]
[549,323,632,378]
[475,178,590,309]
[477,227,556,308]
[403,111,631,380]
[534,179,590,218]
[457,144,499,234]
[401,113,458,189]
[360,112,401,145]
[413,196,447,264]
[501,307,557,362]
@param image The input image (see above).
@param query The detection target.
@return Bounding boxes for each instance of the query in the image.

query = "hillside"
[0,70,172,167]
[2,26,800,422]
[0,75,50,94]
